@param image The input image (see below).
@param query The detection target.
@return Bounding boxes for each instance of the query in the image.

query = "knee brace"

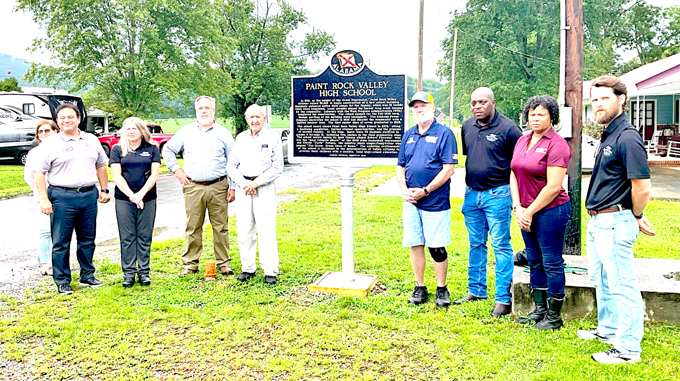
[428,247,448,263]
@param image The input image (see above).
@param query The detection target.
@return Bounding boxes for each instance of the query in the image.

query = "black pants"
[49,186,98,285]
[115,198,157,276]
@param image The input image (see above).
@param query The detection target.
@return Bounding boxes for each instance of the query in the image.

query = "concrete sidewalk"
[370,166,680,201]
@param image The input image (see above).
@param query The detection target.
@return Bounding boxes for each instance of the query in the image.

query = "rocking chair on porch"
[645,130,668,156]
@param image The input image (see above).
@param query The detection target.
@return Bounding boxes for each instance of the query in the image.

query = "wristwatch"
[634,213,643,219]
[101,189,110,194]
[423,187,430,196]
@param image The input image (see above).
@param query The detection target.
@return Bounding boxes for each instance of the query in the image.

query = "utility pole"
[418,0,424,91]
[449,27,458,129]
[564,0,584,255]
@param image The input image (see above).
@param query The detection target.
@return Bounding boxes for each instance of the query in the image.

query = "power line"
[454,27,604,74]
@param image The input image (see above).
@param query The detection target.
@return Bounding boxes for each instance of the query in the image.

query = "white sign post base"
[308,164,379,297]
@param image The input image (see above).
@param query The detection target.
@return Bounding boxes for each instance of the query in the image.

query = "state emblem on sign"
[337,53,356,68]
[330,50,365,77]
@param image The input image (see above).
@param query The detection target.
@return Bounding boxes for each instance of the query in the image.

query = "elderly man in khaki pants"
[162,96,236,276]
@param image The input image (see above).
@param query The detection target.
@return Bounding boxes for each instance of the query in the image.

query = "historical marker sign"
[290,50,406,164]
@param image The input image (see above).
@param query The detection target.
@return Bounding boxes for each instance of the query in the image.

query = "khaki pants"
[182,178,230,270]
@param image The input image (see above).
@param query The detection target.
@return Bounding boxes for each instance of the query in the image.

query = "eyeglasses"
[38,128,56,134]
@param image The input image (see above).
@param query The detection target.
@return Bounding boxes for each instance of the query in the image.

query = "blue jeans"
[48,186,99,285]
[33,203,52,264]
[521,201,571,299]
[587,210,643,356]
[461,185,514,305]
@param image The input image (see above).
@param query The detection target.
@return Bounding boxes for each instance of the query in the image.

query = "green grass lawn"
[1,168,678,380]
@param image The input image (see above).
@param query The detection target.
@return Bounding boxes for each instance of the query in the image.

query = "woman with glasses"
[110,117,161,288]
[510,95,572,331]
[24,120,60,275]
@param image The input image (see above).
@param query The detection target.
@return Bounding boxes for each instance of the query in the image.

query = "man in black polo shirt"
[456,87,522,318]
[578,75,655,364]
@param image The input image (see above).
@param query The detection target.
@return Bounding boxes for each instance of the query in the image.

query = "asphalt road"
[0,163,338,295]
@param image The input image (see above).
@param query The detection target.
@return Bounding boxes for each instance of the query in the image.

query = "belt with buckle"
[51,185,95,193]
[243,176,258,181]
[192,176,226,186]
[587,206,627,216]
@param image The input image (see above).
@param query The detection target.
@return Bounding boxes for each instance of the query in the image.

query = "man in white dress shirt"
[227,104,284,284]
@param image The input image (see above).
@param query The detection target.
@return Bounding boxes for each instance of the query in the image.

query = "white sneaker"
[577,329,613,344]
[592,348,640,364]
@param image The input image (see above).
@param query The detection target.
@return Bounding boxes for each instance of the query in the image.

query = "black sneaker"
[79,277,103,288]
[435,286,451,308]
[57,283,73,295]
[138,274,151,287]
[122,275,135,288]
[408,285,428,305]
[237,272,256,282]
[264,275,277,285]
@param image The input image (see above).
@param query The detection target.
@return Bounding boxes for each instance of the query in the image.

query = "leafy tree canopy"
[17,0,214,122]
[0,77,22,92]
[196,0,335,134]
[17,0,334,130]
[437,0,677,123]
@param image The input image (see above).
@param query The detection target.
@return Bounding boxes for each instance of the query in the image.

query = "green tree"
[437,0,563,123]
[0,77,22,92]
[199,0,335,134]
[435,0,679,120]
[17,0,212,121]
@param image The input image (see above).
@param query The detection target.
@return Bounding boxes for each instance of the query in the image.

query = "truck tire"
[102,144,110,157]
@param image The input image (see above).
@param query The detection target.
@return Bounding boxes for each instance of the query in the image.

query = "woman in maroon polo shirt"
[510,95,572,331]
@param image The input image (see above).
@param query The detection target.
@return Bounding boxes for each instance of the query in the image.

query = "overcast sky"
[0,0,676,82]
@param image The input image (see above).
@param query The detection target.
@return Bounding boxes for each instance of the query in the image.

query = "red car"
[98,124,177,157]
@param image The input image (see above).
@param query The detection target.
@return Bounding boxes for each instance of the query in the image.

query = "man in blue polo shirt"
[457,87,522,318]
[397,91,457,308]
[578,75,654,364]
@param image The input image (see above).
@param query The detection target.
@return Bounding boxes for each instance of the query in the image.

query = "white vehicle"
[0,91,88,132]
[582,133,598,173]
[271,127,290,163]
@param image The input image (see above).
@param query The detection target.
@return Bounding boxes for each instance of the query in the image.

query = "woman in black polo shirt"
[110,117,161,287]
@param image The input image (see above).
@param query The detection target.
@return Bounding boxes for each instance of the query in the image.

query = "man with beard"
[578,75,654,364]
[456,87,522,318]
[162,96,236,276]
[397,91,457,308]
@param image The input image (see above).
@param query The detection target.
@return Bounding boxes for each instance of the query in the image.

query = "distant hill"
[0,54,31,85]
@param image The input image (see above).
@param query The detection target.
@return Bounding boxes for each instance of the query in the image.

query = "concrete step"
[512,255,680,324]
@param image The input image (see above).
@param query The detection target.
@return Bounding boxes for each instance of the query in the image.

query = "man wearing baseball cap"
[397,91,458,308]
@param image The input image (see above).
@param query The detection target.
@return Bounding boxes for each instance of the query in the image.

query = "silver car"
[271,127,290,163]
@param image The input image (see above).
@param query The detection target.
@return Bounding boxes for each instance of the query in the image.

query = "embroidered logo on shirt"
[486,134,499,142]
[425,136,438,143]
[603,146,613,156]
[64,147,74,152]
[535,148,547,154]
[140,152,151,157]
[407,137,415,144]
[452,154,458,160]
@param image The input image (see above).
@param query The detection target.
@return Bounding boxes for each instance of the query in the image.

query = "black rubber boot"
[534,297,564,331]
[516,288,548,324]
